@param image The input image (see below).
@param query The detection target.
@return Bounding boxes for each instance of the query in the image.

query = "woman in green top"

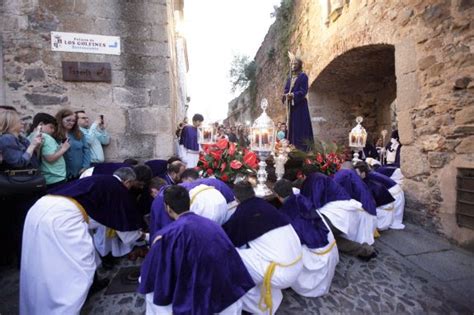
[28,113,70,188]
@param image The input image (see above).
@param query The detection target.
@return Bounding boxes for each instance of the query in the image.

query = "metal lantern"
[250,99,275,197]
[348,116,367,164]
[198,125,215,145]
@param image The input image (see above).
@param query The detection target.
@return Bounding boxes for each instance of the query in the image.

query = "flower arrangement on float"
[278,140,346,179]
[302,141,346,176]
[196,138,259,183]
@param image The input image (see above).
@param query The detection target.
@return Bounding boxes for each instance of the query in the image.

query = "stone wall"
[1,0,187,161]
[231,0,474,248]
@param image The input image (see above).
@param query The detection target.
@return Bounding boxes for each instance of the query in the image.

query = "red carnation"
[228,142,236,156]
[210,150,222,161]
[220,162,227,172]
[316,153,323,164]
[216,138,228,150]
[199,156,209,168]
[230,160,243,170]
[206,168,214,175]
[244,151,258,169]
[221,174,229,182]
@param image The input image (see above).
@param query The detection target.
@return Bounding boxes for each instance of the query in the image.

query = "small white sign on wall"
[51,31,121,55]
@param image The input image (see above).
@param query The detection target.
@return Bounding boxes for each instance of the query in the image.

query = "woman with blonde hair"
[54,108,91,180]
[0,106,42,169]
[0,106,43,266]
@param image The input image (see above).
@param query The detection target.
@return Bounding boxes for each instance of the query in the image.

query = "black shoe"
[358,251,377,262]
[101,254,115,270]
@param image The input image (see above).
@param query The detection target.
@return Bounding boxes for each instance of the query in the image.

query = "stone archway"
[308,44,397,148]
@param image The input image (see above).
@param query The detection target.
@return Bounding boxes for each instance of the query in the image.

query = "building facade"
[229,0,474,248]
[1,0,188,161]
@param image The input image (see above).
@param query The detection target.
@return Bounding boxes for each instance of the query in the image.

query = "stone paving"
[1,223,473,314]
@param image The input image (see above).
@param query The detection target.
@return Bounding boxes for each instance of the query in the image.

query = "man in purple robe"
[274,179,339,298]
[149,169,229,236]
[354,161,405,230]
[333,169,377,216]
[20,168,142,314]
[138,185,255,315]
[301,172,377,260]
[179,113,203,167]
[222,181,303,314]
[282,58,314,151]
[181,168,238,217]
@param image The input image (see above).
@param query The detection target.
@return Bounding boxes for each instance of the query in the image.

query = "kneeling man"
[274,179,339,298]
[223,181,303,314]
[20,168,140,315]
[138,185,254,314]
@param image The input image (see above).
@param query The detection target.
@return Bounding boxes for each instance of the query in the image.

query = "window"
[456,168,474,230]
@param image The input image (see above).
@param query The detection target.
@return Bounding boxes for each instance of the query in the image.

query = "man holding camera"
[76,111,110,164]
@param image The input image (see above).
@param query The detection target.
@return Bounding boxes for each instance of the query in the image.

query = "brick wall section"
[1,0,185,160]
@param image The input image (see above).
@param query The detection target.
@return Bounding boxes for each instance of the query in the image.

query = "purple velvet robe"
[363,178,395,207]
[48,175,140,231]
[138,212,254,314]
[375,165,397,177]
[149,185,172,237]
[92,162,129,175]
[145,159,168,178]
[179,125,199,151]
[283,72,314,151]
[333,169,377,215]
[150,178,235,236]
[222,197,289,248]
[300,172,351,209]
[367,172,396,189]
[279,194,329,249]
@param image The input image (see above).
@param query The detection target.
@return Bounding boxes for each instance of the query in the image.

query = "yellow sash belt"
[106,228,117,238]
[190,186,215,205]
[310,240,337,256]
[258,255,302,314]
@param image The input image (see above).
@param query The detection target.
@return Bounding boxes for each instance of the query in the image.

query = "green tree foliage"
[229,54,256,93]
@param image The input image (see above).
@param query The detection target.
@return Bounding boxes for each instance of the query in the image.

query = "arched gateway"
[308,44,397,151]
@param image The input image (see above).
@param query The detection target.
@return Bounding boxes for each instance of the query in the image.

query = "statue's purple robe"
[280,193,330,249]
[223,197,289,248]
[138,212,254,314]
[333,169,377,215]
[283,72,314,151]
[179,125,199,151]
[300,172,351,209]
[48,175,140,231]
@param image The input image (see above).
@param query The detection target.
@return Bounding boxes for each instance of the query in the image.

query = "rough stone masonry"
[0,0,187,161]
[228,0,474,248]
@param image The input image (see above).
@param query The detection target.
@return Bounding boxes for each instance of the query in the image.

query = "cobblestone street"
[1,223,473,314]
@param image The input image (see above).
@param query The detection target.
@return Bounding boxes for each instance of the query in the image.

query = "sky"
[184,0,281,123]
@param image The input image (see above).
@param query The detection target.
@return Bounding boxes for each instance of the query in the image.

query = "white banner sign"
[51,31,121,55]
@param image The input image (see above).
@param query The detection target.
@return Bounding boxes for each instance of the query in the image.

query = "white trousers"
[319,199,376,245]
[291,215,339,297]
[145,293,243,314]
[179,145,199,168]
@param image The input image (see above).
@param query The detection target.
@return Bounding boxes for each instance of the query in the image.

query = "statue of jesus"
[282,58,314,151]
